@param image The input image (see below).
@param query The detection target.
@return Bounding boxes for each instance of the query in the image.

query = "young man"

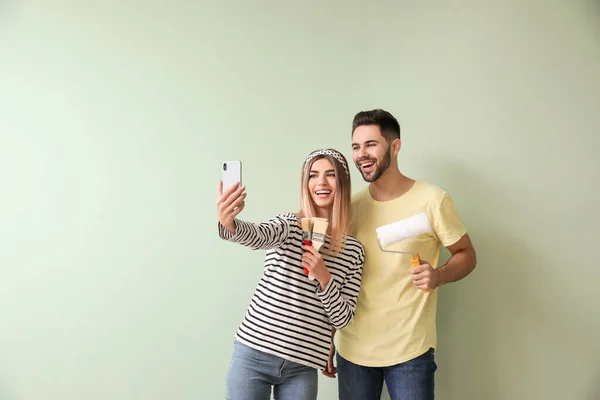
[333,109,477,400]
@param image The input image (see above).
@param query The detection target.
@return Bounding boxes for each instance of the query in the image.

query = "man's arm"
[412,233,477,291]
[435,233,477,287]
[411,191,477,291]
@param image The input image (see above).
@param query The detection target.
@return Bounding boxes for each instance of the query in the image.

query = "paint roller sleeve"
[376,212,432,248]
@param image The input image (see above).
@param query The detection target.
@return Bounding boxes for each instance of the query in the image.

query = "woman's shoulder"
[341,234,365,261]
[344,233,362,247]
[268,212,300,228]
[277,212,299,222]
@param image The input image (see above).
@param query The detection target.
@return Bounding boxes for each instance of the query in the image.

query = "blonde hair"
[298,149,351,256]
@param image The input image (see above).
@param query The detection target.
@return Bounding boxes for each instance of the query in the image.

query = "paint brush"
[301,217,313,277]
[308,218,329,281]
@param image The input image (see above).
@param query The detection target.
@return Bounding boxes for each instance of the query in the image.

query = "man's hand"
[216,180,246,234]
[301,245,331,290]
[411,259,440,291]
[321,350,337,378]
[321,329,337,378]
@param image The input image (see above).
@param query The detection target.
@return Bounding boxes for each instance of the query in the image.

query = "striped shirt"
[218,212,364,370]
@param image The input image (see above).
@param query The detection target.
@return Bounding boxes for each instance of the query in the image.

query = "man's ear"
[391,138,401,156]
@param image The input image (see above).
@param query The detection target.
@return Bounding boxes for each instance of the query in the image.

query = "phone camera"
[223,163,227,171]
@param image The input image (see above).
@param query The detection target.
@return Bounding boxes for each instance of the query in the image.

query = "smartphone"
[222,160,242,191]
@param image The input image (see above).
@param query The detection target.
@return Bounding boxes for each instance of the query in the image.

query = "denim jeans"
[225,340,318,400]
[336,348,437,400]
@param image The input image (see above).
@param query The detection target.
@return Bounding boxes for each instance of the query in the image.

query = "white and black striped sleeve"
[315,247,364,329]
[217,214,292,250]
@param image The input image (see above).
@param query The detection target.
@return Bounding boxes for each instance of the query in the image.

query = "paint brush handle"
[411,253,429,294]
[307,241,324,281]
[303,240,312,276]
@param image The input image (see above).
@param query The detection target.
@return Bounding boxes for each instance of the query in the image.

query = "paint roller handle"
[411,253,429,294]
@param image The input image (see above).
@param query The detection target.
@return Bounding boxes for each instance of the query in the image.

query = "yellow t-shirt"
[336,180,467,366]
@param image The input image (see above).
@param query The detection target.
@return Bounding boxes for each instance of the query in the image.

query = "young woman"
[216,148,364,400]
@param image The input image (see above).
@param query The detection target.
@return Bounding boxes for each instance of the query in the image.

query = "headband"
[303,149,349,176]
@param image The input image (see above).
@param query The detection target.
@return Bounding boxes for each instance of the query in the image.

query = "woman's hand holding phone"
[217,180,246,234]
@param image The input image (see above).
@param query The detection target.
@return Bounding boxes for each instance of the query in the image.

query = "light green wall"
[1,1,599,399]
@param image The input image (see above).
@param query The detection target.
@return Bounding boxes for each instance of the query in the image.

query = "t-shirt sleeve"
[432,192,467,247]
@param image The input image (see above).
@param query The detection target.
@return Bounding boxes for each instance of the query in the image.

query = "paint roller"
[376,212,432,293]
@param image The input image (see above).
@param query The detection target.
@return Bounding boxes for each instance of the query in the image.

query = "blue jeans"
[225,341,318,400]
[336,348,437,400]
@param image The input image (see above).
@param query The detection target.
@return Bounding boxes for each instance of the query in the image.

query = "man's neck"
[368,168,415,202]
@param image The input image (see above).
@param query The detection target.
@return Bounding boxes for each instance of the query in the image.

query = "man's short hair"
[352,109,401,143]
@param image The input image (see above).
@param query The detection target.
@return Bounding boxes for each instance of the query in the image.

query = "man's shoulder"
[414,180,447,195]
[350,186,371,206]
[413,180,452,203]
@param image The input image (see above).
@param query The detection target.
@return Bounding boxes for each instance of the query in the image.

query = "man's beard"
[358,147,392,183]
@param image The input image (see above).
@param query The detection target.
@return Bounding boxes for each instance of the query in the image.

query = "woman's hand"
[301,245,331,290]
[217,180,246,234]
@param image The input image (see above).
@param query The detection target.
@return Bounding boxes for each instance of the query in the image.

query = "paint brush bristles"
[311,218,328,250]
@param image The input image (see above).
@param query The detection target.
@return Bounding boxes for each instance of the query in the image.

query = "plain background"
[1,1,599,399]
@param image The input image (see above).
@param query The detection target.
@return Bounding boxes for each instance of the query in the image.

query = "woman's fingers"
[302,245,317,255]
[302,252,315,265]
[224,186,245,208]
[218,181,236,201]
[218,188,246,218]
[218,183,245,207]
[217,182,247,228]
[228,192,246,211]
[231,201,245,217]
[221,194,246,223]
[301,258,310,269]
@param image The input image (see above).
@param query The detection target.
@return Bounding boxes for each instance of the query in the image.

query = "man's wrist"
[435,266,446,288]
